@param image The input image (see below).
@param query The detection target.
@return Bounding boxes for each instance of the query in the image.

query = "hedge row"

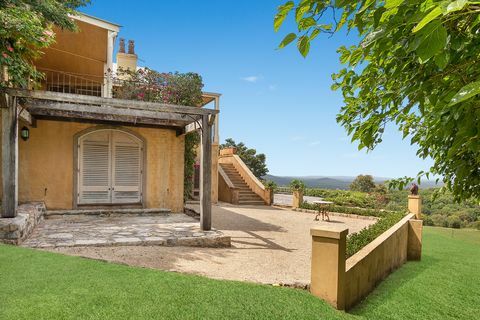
[304,188,378,208]
[346,211,406,258]
[299,202,390,218]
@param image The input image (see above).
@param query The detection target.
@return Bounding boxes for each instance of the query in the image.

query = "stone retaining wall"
[0,202,46,244]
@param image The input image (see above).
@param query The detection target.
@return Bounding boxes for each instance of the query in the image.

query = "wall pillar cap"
[408,195,421,199]
[219,147,236,156]
[311,225,349,239]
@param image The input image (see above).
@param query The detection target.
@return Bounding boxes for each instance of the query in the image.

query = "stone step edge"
[23,234,231,249]
[45,208,172,218]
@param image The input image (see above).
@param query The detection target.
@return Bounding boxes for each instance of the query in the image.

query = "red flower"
[6,45,13,52]
[2,53,8,59]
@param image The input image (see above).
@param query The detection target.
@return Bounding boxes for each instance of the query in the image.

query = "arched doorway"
[76,128,144,205]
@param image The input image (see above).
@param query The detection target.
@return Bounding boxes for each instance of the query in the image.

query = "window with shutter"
[77,129,143,205]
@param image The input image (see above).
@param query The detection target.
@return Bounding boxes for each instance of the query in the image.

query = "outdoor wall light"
[21,126,30,141]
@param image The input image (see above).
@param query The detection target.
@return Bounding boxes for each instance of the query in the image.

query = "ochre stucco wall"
[344,214,412,309]
[0,119,185,212]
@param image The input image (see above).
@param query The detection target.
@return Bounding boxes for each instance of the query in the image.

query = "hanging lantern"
[20,126,30,141]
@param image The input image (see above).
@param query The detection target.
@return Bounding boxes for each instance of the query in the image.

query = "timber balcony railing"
[37,68,104,97]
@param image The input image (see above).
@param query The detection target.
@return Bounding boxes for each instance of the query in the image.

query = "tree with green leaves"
[0,0,89,87]
[350,174,376,193]
[274,0,480,202]
[220,138,269,178]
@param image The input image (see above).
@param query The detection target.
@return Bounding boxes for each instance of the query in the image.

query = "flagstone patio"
[22,213,230,248]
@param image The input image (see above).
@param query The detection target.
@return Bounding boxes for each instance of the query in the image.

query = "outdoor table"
[312,200,334,221]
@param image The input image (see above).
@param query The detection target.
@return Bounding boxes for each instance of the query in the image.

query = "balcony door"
[77,129,143,205]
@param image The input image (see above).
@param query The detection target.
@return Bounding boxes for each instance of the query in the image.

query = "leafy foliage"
[114,68,205,201]
[0,0,89,87]
[184,132,200,201]
[220,138,269,178]
[299,186,480,228]
[350,174,376,193]
[113,68,204,107]
[289,179,306,191]
[346,211,406,258]
[262,180,278,191]
[300,201,391,218]
[274,0,480,202]
[304,188,379,208]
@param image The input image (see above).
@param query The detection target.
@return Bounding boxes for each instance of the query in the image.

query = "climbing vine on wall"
[113,68,204,201]
[184,131,200,201]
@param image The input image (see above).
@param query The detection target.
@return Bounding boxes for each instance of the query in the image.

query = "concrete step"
[45,208,171,218]
[238,200,265,205]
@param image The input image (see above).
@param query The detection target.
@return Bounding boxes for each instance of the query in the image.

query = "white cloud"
[241,75,260,83]
[309,141,322,146]
[268,84,277,91]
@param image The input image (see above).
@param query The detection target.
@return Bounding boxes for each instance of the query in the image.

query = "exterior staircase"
[219,163,265,205]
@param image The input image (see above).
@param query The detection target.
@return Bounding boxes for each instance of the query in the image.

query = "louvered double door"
[78,130,143,205]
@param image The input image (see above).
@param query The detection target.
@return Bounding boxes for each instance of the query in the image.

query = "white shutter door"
[112,131,142,204]
[78,131,111,204]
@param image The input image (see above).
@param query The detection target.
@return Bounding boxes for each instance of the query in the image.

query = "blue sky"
[82,0,433,178]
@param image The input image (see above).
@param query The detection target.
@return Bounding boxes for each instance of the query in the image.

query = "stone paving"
[22,214,230,248]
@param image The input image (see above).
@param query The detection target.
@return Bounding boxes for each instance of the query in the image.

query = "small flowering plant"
[113,67,204,107]
[112,67,205,201]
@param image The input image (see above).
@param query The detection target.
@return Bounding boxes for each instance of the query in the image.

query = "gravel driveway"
[50,204,375,285]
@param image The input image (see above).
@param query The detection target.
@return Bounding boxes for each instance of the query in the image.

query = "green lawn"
[0,227,478,319]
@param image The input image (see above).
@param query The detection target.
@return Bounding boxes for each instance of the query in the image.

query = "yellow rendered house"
[0,14,219,229]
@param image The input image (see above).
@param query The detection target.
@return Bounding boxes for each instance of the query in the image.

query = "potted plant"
[289,179,306,208]
[263,180,277,205]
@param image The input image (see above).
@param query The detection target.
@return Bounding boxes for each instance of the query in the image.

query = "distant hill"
[264,174,441,190]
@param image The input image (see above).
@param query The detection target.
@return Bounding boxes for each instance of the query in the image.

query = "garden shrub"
[299,202,389,218]
[447,215,462,229]
[346,211,406,258]
[304,188,378,208]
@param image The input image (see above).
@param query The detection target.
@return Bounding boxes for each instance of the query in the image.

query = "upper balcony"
[37,67,104,97]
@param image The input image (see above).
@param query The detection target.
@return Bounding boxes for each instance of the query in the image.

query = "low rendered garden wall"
[344,213,421,309]
[310,197,423,310]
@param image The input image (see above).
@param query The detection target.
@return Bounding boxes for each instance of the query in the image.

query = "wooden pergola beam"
[26,102,198,128]
[200,114,212,231]
[17,107,33,126]
[1,93,18,218]
[3,88,219,116]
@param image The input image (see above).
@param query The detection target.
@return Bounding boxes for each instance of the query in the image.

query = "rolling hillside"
[264,174,441,189]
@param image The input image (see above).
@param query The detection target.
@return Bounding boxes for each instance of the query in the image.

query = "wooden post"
[1,94,18,218]
[200,114,212,231]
